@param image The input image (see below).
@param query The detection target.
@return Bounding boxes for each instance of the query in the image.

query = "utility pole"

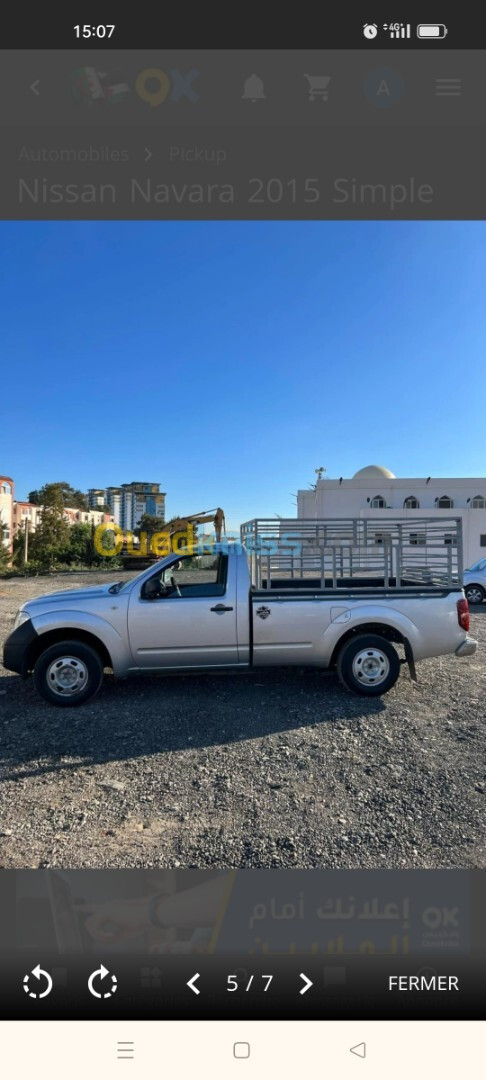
[24,517,29,563]
[89,521,95,567]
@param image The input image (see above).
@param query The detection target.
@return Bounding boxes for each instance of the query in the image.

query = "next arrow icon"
[299,973,313,995]
[187,973,201,996]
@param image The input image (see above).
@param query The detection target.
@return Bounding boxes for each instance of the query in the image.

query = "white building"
[62,507,113,528]
[13,501,43,537]
[106,487,122,525]
[87,488,106,509]
[0,476,14,552]
[297,465,486,569]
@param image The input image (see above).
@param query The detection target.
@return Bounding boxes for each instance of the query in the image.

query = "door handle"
[210,604,234,612]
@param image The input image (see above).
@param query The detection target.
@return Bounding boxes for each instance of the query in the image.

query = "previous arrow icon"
[187,973,201,995]
[299,973,313,995]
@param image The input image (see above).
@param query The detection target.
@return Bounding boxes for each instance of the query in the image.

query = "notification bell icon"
[242,74,265,102]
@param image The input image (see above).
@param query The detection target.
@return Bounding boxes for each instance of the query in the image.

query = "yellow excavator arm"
[164,507,226,541]
[120,507,226,567]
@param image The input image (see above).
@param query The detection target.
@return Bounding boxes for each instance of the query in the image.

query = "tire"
[33,640,104,707]
[464,584,485,606]
[336,634,401,697]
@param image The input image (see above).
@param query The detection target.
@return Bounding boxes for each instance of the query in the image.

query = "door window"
[141,554,227,599]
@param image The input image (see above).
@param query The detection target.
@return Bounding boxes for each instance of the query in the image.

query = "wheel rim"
[466,587,483,605]
[352,647,390,687]
[46,656,89,697]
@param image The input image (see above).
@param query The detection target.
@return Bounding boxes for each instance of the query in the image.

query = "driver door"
[127,553,239,669]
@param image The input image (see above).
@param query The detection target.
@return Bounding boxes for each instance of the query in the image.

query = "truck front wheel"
[336,634,400,697]
[33,640,104,707]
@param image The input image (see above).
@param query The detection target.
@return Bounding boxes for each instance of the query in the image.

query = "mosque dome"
[352,465,396,480]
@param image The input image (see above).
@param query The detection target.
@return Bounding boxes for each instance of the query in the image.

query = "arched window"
[370,495,386,508]
[471,495,486,509]
[436,495,453,509]
[403,496,420,509]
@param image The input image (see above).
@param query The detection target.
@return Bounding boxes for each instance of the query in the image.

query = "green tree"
[68,488,89,511]
[12,528,27,567]
[134,513,166,538]
[61,522,92,565]
[0,520,11,569]
[95,525,122,566]
[64,522,121,568]
[29,504,71,570]
[32,482,88,510]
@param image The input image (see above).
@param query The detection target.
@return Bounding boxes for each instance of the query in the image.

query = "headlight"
[13,610,31,630]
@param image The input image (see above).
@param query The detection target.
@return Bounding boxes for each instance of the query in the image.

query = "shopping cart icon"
[304,74,331,101]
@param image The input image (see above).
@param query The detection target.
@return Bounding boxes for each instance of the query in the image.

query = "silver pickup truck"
[2,515,477,707]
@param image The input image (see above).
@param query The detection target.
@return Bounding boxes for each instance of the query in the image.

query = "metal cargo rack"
[240,517,463,590]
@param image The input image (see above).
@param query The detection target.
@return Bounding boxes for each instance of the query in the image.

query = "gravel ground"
[0,572,485,870]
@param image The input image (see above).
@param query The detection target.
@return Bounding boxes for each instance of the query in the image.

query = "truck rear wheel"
[336,634,400,697]
[33,640,104,707]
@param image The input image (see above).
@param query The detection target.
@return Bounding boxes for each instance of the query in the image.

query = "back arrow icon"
[299,973,313,995]
[29,80,40,96]
[23,964,53,998]
[187,973,201,995]
[88,964,118,999]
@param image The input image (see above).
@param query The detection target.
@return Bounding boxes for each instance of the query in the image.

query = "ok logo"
[135,67,200,106]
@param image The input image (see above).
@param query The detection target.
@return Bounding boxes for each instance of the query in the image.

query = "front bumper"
[455,637,478,658]
[2,619,38,675]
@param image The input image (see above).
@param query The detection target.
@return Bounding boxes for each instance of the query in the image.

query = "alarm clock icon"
[363,23,378,39]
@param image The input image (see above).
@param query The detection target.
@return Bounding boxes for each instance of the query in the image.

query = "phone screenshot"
[0,10,485,1076]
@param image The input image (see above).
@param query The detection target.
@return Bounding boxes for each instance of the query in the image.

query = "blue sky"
[1,221,485,530]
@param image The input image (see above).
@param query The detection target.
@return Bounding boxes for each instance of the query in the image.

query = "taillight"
[457,598,470,631]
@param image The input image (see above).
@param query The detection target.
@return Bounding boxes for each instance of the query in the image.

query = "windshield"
[108,552,188,594]
[465,558,486,573]
[108,559,165,593]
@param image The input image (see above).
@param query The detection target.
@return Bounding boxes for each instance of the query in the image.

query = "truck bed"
[257,577,461,596]
[241,516,463,591]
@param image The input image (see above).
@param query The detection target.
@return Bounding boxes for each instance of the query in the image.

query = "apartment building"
[87,488,107,509]
[119,482,166,531]
[106,486,122,525]
[12,501,112,537]
[90,483,166,529]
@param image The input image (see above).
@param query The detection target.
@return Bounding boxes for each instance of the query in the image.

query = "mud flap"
[404,639,417,681]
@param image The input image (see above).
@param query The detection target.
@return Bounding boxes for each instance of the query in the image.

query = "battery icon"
[417,23,448,39]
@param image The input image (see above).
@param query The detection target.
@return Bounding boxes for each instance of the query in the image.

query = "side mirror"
[143,577,165,600]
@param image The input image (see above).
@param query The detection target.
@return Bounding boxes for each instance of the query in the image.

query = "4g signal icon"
[383,22,411,38]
